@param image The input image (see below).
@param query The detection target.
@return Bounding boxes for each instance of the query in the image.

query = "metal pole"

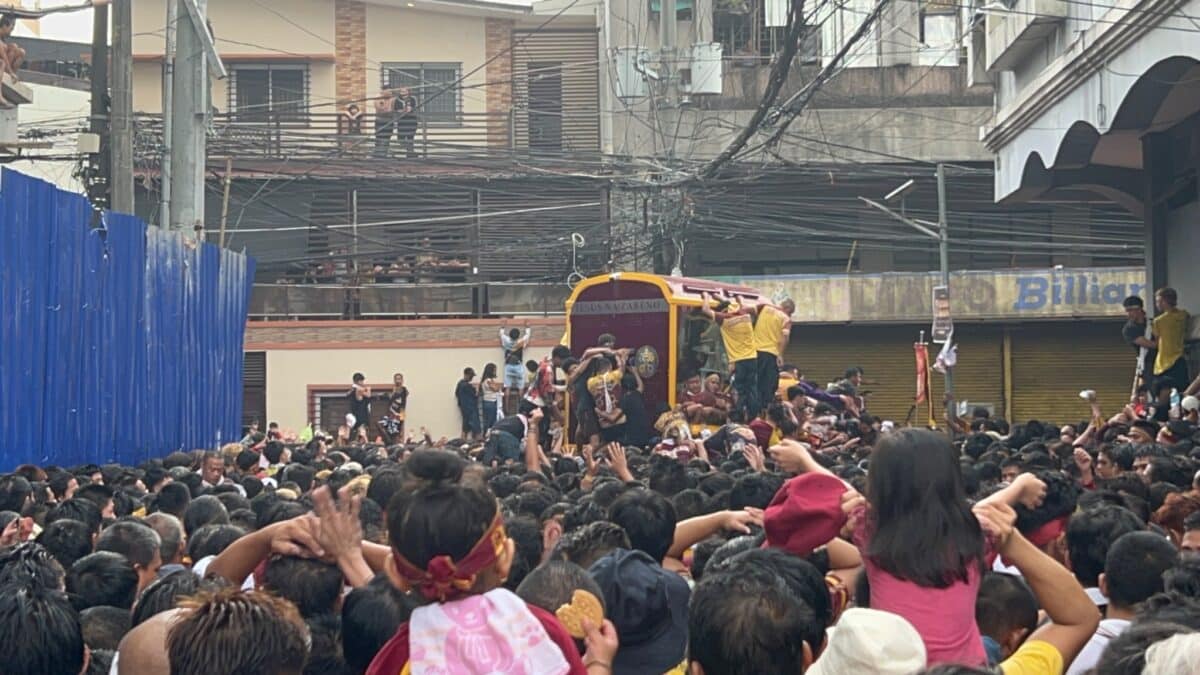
[937,162,954,429]
[351,188,359,268]
[170,0,208,236]
[161,0,177,229]
[88,1,110,209]
[659,0,676,127]
[218,155,232,247]
[110,0,134,214]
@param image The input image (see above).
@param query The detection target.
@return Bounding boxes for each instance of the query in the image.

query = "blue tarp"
[0,169,255,468]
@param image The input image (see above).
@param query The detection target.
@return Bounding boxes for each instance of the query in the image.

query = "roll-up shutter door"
[243,351,267,430]
[512,29,600,153]
[1010,321,1133,424]
[783,325,1004,424]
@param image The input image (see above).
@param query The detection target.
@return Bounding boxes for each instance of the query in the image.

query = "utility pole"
[87,1,109,209]
[170,0,207,236]
[160,0,177,230]
[109,0,134,214]
[936,163,954,432]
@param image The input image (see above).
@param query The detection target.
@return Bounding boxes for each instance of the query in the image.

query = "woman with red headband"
[367,450,618,675]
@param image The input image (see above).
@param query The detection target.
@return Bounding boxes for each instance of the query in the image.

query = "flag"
[914,342,930,405]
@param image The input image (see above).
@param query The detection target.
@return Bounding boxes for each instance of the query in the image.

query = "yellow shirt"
[777,374,798,401]
[1000,640,1063,675]
[752,305,790,355]
[720,312,756,363]
[1153,307,1189,374]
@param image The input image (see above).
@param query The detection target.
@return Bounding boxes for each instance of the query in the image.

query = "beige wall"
[132,0,335,55]
[265,346,528,439]
[364,3,489,114]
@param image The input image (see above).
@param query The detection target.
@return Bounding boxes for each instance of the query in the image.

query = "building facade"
[978,0,1200,321]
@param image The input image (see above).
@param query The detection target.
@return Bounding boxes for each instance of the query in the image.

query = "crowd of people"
[2,292,1200,675]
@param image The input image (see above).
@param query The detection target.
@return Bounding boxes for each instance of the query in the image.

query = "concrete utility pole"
[87,0,109,208]
[160,0,177,229]
[936,163,954,429]
[170,0,208,236]
[658,0,676,159]
[109,0,134,214]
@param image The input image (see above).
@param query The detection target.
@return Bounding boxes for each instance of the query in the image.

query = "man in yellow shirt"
[701,291,759,420]
[753,299,794,412]
[1148,288,1190,408]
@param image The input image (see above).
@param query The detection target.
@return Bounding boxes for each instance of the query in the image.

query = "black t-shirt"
[620,390,650,448]
[389,387,409,414]
[1123,319,1156,374]
[455,380,479,411]
[348,386,370,425]
[490,414,527,439]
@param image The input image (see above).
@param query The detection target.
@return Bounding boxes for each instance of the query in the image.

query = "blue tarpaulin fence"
[0,169,254,468]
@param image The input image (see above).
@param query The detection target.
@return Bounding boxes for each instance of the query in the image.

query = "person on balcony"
[394,87,419,159]
[0,14,25,82]
[374,90,397,157]
[338,103,364,155]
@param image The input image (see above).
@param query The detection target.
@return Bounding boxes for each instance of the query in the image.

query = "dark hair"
[67,551,139,611]
[607,489,677,563]
[154,482,192,518]
[975,572,1038,640]
[649,460,689,498]
[516,559,606,616]
[80,605,132,651]
[167,588,309,675]
[1104,531,1179,609]
[712,548,831,655]
[1164,558,1200,597]
[689,563,816,675]
[47,498,103,535]
[556,520,630,569]
[1123,295,1144,309]
[386,451,498,582]
[187,524,247,561]
[1066,505,1145,587]
[76,483,115,512]
[551,345,572,360]
[866,428,984,587]
[463,367,476,379]
[342,574,415,672]
[1015,470,1080,536]
[0,541,66,591]
[35,519,94,572]
[503,514,543,591]
[1156,287,1178,306]
[671,489,710,521]
[263,442,286,465]
[0,474,33,512]
[183,495,231,537]
[131,568,216,627]
[263,555,345,618]
[0,583,86,675]
[729,473,781,511]
[1137,591,1200,630]
[96,520,161,569]
[482,363,498,382]
[1100,444,1136,472]
[353,372,366,383]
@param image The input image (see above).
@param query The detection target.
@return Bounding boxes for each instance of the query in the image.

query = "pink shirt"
[852,505,991,667]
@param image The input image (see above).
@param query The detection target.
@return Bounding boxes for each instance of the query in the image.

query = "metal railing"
[249,282,570,319]
[134,110,515,163]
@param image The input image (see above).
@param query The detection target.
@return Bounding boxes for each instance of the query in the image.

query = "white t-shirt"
[1066,618,1130,675]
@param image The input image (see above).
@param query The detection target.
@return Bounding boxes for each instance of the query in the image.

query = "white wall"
[265,345,527,439]
[1166,200,1200,320]
[10,83,89,192]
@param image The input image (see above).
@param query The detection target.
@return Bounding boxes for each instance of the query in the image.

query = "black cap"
[589,549,689,675]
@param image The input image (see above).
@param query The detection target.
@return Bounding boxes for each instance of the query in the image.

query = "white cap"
[1181,396,1199,412]
[807,609,927,675]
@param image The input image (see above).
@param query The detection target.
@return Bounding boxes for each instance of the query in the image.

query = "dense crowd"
[3,299,1200,674]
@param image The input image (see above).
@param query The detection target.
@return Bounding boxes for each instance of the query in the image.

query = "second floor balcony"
[132,108,599,176]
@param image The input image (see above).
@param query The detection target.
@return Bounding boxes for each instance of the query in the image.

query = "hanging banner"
[932,285,953,343]
[914,342,930,404]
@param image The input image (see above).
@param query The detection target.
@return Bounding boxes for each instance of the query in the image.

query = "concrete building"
[977,0,1200,319]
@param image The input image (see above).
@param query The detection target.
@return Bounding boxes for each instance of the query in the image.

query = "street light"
[858,164,954,431]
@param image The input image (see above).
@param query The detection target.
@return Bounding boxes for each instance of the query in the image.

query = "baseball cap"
[1182,396,1199,412]
[763,473,849,557]
[807,608,926,675]
[589,549,689,675]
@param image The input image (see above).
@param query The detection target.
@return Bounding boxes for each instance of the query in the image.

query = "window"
[918,0,959,66]
[229,64,309,124]
[381,62,462,125]
[818,0,879,67]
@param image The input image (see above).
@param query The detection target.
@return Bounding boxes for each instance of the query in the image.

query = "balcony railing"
[985,0,1069,72]
[134,110,518,164]
[249,282,571,319]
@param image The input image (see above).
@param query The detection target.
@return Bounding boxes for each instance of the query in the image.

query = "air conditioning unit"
[614,47,651,100]
[687,42,723,95]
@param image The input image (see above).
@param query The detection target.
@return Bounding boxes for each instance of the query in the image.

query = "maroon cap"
[763,473,849,557]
